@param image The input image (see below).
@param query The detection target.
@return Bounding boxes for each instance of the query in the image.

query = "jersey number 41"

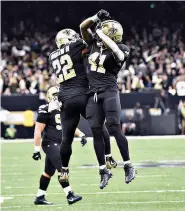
[89,52,106,74]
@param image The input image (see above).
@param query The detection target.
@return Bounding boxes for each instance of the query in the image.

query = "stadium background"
[1,1,185,138]
[1,2,185,211]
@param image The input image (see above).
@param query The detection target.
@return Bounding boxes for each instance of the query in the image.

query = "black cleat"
[124,163,136,184]
[34,195,52,205]
[106,156,117,169]
[59,168,69,182]
[99,168,112,189]
[67,191,82,205]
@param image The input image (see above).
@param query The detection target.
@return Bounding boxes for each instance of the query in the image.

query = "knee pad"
[108,124,121,136]
[106,116,120,127]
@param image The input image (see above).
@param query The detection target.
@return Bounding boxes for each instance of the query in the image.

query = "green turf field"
[1,137,185,211]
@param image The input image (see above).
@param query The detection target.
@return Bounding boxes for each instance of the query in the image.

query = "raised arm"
[80,9,111,44]
[96,29,125,61]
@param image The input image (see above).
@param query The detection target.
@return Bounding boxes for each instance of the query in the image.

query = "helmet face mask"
[46,86,59,102]
[100,20,123,43]
[55,29,80,48]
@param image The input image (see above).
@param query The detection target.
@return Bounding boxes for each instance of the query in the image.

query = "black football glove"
[32,152,41,161]
[97,9,111,21]
[81,136,87,147]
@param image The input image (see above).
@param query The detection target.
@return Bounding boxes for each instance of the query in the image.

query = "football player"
[32,86,86,205]
[80,10,136,187]
[49,29,117,189]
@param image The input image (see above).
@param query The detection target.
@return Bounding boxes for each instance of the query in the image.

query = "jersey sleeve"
[36,104,49,124]
[69,39,88,58]
[71,39,87,50]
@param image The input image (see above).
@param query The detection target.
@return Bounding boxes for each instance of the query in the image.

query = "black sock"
[58,175,70,189]
[108,125,130,161]
[39,174,51,191]
[92,128,105,166]
[102,125,111,155]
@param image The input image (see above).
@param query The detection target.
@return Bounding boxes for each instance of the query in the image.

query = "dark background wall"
[2,2,185,37]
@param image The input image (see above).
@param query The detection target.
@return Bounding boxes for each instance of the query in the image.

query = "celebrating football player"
[32,86,86,205]
[80,10,136,187]
[49,28,117,190]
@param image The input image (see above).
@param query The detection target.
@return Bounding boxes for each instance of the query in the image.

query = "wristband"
[34,146,41,152]
[91,14,100,23]
[80,133,85,138]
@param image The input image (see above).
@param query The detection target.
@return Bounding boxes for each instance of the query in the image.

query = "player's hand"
[48,99,61,113]
[97,9,111,21]
[81,136,87,147]
[32,152,41,161]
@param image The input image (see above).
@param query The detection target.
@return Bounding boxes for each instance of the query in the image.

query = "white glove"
[48,99,62,113]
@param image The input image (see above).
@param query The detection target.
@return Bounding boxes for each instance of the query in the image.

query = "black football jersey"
[49,39,89,101]
[36,104,62,146]
[87,41,130,92]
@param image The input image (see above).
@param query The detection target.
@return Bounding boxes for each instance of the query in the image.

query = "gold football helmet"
[55,29,80,48]
[46,86,59,102]
[100,20,123,43]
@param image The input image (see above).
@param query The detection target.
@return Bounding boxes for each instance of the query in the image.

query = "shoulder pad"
[70,39,87,48]
[38,104,48,114]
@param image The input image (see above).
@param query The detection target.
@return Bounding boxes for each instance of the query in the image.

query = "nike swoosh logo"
[68,198,74,202]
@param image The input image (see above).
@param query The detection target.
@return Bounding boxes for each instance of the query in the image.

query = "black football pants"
[86,90,130,166]
[42,142,61,176]
[59,94,111,168]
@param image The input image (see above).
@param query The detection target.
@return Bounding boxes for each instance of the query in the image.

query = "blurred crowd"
[118,22,185,96]
[1,19,185,97]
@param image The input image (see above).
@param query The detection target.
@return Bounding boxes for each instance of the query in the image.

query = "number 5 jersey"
[49,39,89,102]
[36,104,62,146]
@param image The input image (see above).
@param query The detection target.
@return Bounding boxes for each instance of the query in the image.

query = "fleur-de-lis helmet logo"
[64,29,71,36]
[108,24,118,35]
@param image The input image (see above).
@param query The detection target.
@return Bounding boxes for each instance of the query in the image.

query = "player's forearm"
[80,15,99,44]
[75,128,85,138]
[33,130,42,151]
[96,29,125,61]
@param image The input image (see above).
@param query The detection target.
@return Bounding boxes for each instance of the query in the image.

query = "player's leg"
[86,94,112,189]
[34,154,55,205]
[102,124,117,169]
[60,100,80,169]
[47,143,82,205]
[104,90,136,184]
[59,95,87,182]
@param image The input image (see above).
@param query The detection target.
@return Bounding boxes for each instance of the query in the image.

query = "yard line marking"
[2,200,185,209]
[4,184,99,189]
[136,175,165,178]
[2,175,168,189]
[3,189,185,197]
[1,135,185,143]
[0,197,13,204]
[1,174,165,183]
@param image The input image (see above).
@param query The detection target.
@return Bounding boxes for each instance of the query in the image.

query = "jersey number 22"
[52,54,76,83]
